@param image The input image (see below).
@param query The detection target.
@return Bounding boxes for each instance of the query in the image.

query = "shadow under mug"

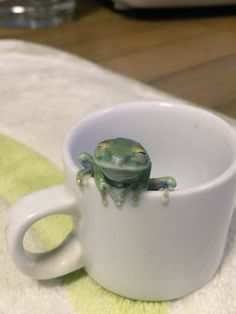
[6,101,236,301]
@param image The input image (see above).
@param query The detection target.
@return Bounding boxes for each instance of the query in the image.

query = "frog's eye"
[95,142,109,158]
[96,145,106,156]
[97,145,106,151]
[97,141,110,149]
[134,151,148,164]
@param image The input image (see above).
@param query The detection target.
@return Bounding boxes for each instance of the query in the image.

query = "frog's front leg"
[76,168,92,189]
[94,165,116,206]
[115,184,135,208]
[78,153,94,172]
[132,185,148,206]
[148,176,177,191]
[148,176,177,205]
[76,153,94,189]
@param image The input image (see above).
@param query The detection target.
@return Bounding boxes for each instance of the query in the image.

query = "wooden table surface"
[1,0,236,118]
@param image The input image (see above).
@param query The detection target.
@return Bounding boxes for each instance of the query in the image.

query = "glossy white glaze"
[7,101,236,300]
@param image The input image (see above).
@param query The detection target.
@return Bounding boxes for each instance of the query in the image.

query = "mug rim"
[62,101,236,197]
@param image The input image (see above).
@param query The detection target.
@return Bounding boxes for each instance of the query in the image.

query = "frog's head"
[94,137,151,183]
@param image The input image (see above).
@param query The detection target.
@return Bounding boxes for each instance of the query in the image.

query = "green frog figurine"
[76,137,177,207]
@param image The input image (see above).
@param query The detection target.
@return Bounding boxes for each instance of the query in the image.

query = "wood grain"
[153,53,236,109]
[0,1,236,117]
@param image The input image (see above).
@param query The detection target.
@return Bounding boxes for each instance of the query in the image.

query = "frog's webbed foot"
[131,185,146,207]
[114,184,138,208]
[148,176,177,205]
[115,188,131,208]
[161,189,170,205]
[102,185,121,207]
[76,169,92,189]
[115,192,125,208]
[99,182,110,206]
[131,192,140,207]
[95,179,115,207]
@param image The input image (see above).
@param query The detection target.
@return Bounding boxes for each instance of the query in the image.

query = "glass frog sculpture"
[76,137,176,207]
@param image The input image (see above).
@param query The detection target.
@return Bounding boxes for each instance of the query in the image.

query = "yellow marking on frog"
[97,140,110,149]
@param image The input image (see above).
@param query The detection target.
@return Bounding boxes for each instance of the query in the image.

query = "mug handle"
[6,184,84,280]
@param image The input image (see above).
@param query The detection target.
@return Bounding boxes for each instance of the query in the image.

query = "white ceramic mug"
[6,101,236,301]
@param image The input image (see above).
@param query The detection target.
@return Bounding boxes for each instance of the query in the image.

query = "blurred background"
[0,0,236,118]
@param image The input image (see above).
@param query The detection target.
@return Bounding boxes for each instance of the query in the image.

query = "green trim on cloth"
[0,133,168,314]
[0,134,63,204]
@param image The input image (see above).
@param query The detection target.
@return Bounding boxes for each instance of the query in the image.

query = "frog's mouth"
[94,159,150,173]
[101,168,142,183]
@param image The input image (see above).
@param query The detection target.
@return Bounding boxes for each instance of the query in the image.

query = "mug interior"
[64,102,236,190]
